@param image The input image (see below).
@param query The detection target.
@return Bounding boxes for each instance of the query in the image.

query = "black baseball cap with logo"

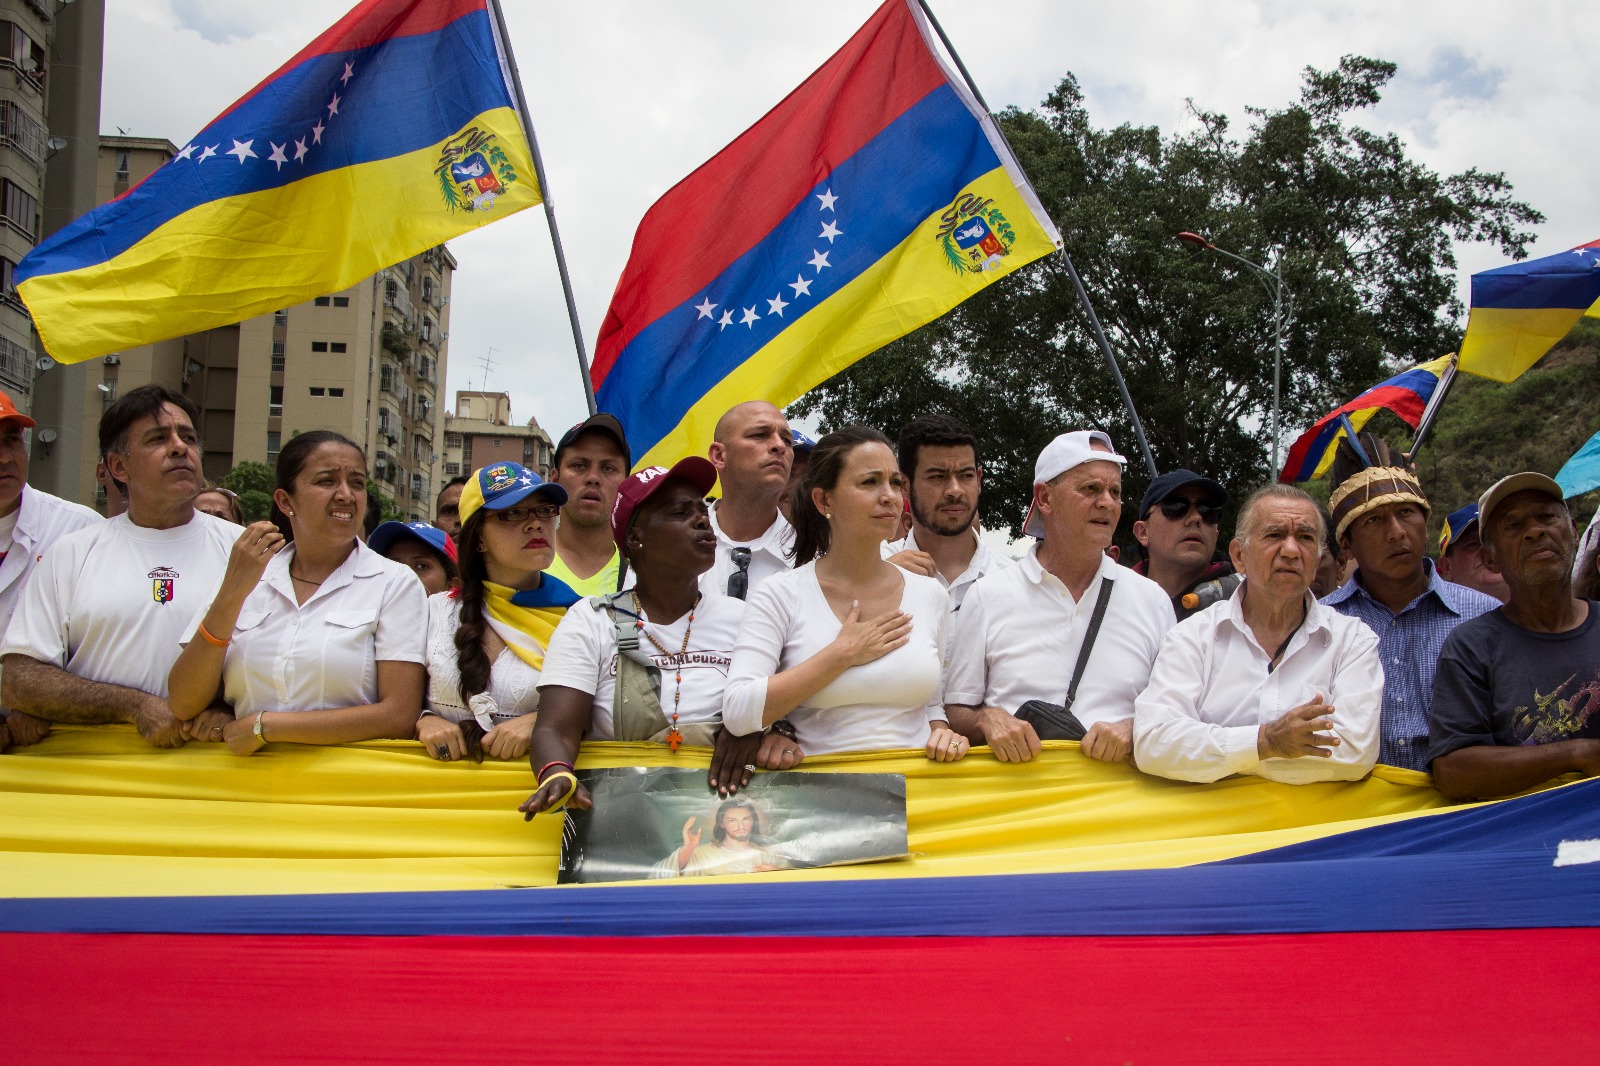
[553,413,631,470]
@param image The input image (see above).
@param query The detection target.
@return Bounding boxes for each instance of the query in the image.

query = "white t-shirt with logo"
[1,511,240,698]
[538,589,744,740]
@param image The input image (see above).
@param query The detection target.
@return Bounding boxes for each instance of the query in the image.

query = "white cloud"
[102,0,1600,437]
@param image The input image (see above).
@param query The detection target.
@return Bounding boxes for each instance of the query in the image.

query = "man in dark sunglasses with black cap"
[1131,469,1237,621]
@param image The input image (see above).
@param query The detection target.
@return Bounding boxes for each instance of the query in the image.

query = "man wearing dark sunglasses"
[1131,469,1237,621]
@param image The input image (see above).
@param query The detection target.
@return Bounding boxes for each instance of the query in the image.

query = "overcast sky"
[106,1,1599,438]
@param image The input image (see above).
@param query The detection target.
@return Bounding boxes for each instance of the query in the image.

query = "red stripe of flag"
[6,929,1596,1063]
[212,0,488,127]
[592,0,946,384]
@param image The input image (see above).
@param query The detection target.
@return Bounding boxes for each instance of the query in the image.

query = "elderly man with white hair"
[1134,484,1383,784]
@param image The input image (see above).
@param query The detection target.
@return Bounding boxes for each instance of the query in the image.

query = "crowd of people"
[1,383,1596,819]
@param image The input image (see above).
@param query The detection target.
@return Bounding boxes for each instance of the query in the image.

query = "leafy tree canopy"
[793,56,1543,541]
[222,460,274,498]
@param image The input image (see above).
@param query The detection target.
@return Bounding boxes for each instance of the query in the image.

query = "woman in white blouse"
[168,431,426,753]
[418,461,580,762]
[721,426,966,759]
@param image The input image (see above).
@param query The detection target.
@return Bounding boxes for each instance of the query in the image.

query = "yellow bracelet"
[540,770,579,812]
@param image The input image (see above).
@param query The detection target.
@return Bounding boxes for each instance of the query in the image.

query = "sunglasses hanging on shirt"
[727,546,752,600]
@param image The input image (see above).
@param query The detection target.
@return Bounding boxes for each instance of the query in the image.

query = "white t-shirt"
[701,504,794,600]
[539,588,744,740]
[1,510,240,698]
[944,546,1175,727]
[424,592,543,725]
[181,539,427,717]
[723,563,950,754]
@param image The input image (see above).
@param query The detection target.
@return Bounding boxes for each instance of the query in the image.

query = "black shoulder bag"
[1014,577,1115,741]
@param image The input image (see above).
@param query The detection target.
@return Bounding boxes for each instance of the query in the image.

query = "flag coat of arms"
[16,0,541,365]
[591,0,1061,470]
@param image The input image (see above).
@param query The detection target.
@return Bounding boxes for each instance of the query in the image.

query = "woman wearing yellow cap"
[418,461,580,761]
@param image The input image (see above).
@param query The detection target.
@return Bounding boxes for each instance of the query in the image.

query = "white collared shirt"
[0,487,100,660]
[1133,585,1383,784]
[884,524,1016,611]
[424,593,543,725]
[944,546,1175,727]
[701,503,795,600]
[2,510,239,698]
[182,539,426,718]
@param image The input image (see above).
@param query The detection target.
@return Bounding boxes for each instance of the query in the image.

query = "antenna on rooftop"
[476,346,500,393]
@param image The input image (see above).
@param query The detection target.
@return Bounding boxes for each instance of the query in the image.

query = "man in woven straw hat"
[1320,436,1498,773]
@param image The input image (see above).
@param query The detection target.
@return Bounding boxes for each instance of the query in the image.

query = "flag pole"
[1406,351,1459,461]
[487,0,598,416]
[914,0,1159,478]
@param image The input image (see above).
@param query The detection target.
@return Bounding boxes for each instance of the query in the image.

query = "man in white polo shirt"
[945,430,1175,763]
[703,400,795,601]
[0,389,101,750]
[1,385,240,748]
[885,413,1014,613]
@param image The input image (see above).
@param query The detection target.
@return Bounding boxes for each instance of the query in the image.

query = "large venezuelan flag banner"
[1459,236,1600,383]
[16,0,540,365]
[3,728,1599,1062]
[1279,354,1452,482]
[592,0,1061,470]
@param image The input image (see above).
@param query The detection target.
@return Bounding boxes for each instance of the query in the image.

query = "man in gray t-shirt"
[1429,473,1600,800]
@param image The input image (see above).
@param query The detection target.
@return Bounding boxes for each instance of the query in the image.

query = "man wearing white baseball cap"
[944,430,1174,763]
[1429,471,1600,800]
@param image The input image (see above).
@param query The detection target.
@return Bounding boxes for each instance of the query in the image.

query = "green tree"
[794,56,1541,539]
[223,460,275,523]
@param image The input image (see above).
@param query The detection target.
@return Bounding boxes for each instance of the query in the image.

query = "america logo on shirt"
[148,566,178,605]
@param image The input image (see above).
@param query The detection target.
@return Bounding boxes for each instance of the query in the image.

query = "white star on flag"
[293,138,309,163]
[718,309,734,330]
[341,62,354,85]
[819,220,842,243]
[767,293,789,317]
[327,93,341,118]
[196,145,218,164]
[740,306,760,328]
[226,139,257,164]
[789,275,813,297]
[267,143,288,170]
[695,297,717,319]
[311,121,326,144]
[816,188,838,211]
[175,144,196,161]
[808,250,831,272]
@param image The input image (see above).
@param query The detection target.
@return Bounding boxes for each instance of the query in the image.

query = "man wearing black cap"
[1131,470,1238,621]
[1430,473,1600,799]
[548,413,631,598]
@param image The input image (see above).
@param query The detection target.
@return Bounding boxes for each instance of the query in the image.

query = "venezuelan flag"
[1460,237,1600,383]
[2,729,1597,1061]
[16,0,540,365]
[592,0,1061,470]
[1279,354,1453,483]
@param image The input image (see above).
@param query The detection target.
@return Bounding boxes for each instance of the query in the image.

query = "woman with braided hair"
[419,462,579,762]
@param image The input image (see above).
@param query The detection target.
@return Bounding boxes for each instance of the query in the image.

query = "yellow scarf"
[480,576,580,672]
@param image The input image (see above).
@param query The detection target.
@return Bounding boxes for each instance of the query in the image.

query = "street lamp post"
[1176,232,1294,474]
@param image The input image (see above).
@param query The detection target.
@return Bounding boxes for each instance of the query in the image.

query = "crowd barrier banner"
[4,726,1597,1063]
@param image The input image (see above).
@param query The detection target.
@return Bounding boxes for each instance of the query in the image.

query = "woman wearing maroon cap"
[520,457,760,817]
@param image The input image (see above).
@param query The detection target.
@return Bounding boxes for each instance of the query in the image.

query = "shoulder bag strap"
[1064,577,1115,710]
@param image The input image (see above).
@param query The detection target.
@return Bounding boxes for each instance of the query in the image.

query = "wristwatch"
[253,711,267,742]
[768,719,797,741]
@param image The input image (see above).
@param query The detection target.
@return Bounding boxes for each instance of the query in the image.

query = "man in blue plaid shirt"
[1320,442,1499,772]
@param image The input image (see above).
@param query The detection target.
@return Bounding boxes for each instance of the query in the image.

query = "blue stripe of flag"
[1473,254,1600,311]
[17,9,507,284]
[596,84,998,458]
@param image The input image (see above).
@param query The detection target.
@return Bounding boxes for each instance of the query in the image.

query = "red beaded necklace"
[631,590,698,752]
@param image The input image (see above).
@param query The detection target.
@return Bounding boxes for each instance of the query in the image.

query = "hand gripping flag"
[592,0,1061,470]
[1279,354,1452,483]
[16,0,540,365]
[1459,237,1600,383]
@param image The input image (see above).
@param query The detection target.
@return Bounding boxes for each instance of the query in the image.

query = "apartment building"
[441,390,553,483]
